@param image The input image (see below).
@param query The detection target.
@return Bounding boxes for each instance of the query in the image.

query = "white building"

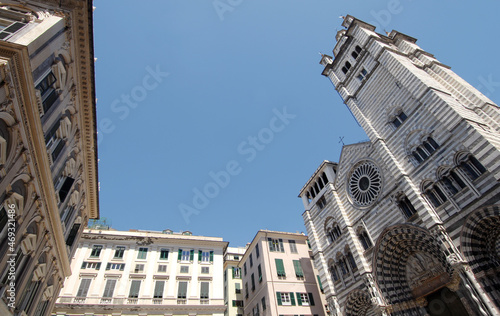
[53,228,228,316]
[299,15,500,316]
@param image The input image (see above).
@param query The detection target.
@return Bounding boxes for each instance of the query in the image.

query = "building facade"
[53,228,228,316]
[239,230,326,316]
[223,246,245,316]
[0,1,99,315]
[299,16,500,316]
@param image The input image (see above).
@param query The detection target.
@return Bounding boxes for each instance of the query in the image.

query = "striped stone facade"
[299,16,500,316]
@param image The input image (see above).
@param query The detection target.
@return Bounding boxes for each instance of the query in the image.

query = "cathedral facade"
[299,16,500,316]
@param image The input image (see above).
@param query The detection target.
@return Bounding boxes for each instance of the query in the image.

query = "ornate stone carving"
[406,252,445,290]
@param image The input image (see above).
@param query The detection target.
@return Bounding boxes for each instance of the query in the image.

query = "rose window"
[348,161,382,207]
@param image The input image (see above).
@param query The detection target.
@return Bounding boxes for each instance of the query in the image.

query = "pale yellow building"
[223,246,246,316]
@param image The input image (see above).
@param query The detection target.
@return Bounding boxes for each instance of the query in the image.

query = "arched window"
[397,195,417,218]
[357,228,373,250]
[341,61,352,74]
[460,155,486,180]
[391,111,407,128]
[346,251,357,272]
[411,137,440,165]
[423,182,447,208]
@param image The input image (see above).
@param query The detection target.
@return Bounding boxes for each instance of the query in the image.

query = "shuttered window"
[154,281,165,298]
[76,279,91,297]
[128,280,141,298]
[275,259,286,277]
[200,282,209,299]
[102,279,116,298]
[293,260,304,277]
[177,281,188,299]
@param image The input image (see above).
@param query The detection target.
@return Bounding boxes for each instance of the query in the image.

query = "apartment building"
[53,228,228,316]
[239,230,326,316]
[224,246,246,316]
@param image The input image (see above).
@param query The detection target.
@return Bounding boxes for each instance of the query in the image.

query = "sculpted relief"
[406,251,445,290]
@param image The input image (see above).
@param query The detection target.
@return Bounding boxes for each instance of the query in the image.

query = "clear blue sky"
[93,0,500,247]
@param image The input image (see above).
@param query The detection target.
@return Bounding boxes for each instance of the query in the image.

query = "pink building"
[239,230,327,316]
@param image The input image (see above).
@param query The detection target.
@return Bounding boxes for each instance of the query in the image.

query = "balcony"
[56,296,222,306]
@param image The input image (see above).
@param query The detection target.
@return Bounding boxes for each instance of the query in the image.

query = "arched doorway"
[460,205,500,310]
[425,287,468,316]
[372,224,467,315]
[344,289,375,316]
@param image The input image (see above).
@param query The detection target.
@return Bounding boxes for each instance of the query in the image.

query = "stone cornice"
[67,0,99,220]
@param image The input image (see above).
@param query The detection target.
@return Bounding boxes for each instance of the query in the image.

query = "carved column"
[363,273,388,315]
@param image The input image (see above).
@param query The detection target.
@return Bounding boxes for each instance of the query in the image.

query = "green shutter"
[293,260,304,277]
[96,262,101,270]
[198,250,202,262]
[81,262,86,269]
[275,259,285,277]
[232,300,236,307]
[296,292,302,306]
[232,267,235,279]
[178,249,182,261]
[290,292,296,306]
[106,263,111,270]
[258,264,262,282]
[308,293,315,306]
[190,249,194,261]
[316,275,323,292]
[276,292,282,305]
[119,264,125,271]
[210,251,214,262]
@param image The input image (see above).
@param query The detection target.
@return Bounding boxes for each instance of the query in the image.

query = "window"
[327,223,342,243]
[339,256,349,275]
[137,247,148,259]
[391,111,407,128]
[460,155,487,180]
[358,229,373,250]
[261,296,266,310]
[293,260,304,278]
[232,267,241,279]
[180,266,189,273]
[159,249,169,260]
[76,278,91,298]
[258,264,262,282]
[235,282,241,294]
[200,282,209,299]
[316,275,324,293]
[90,245,102,258]
[154,281,165,298]
[177,282,188,299]
[346,252,357,272]
[317,195,327,209]
[134,264,144,273]
[356,68,368,81]
[276,292,295,306]
[0,19,26,40]
[114,246,125,259]
[158,264,167,273]
[45,120,65,163]
[275,259,286,278]
[106,263,125,271]
[288,240,297,253]
[341,61,352,74]
[200,251,210,262]
[251,273,255,291]
[412,137,439,164]
[423,182,447,208]
[102,279,116,298]
[178,249,193,262]
[81,262,101,270]
[57,176,75,203]
[249,254,253,267]
[201,266,210,274]
[441,170,466,195]
[128,280,141,298]
[252,303,260,316]
[351,45,362,59]
[232,300,244,307]
[245,282,249,298]
[268,238,284,252]
[397,196,417,218]
[234,255,239,260]
[255,244,260,258]
[36,71,58,114]
[297,293,315,306]
[330,264,339,282]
